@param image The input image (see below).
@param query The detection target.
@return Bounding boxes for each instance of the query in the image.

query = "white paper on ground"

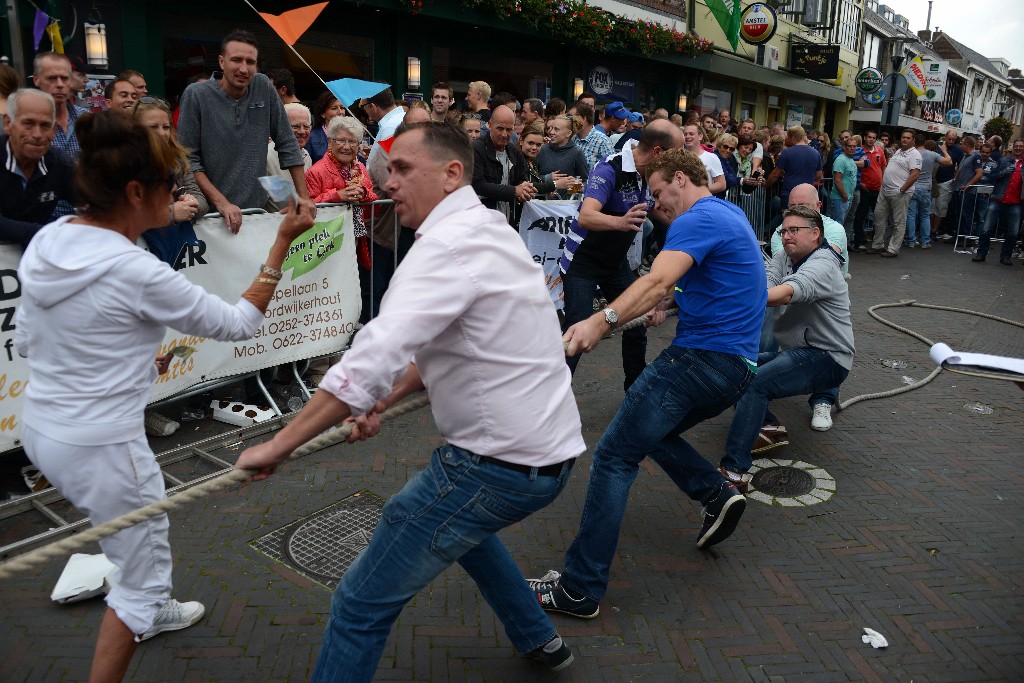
[861,627,889,648]
[929,343,1024,376]
[51,553,120,603]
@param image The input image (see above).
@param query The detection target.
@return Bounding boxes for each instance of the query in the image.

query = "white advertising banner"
[0,205,360,452]
[919,59,950,103]
[518,200,642,310]
[518,200,577,309]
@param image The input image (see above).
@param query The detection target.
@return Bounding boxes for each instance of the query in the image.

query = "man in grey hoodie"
[718,204,854,492]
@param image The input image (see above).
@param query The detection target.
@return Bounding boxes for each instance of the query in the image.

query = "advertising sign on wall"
[789,44,840,80]
[587,65,636,103]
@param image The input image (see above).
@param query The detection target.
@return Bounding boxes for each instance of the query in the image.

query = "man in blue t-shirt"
[528,149,766,620]
[559,119,683,390]
[765,126,823,230]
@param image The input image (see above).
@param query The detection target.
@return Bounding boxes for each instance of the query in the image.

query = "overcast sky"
[877,0,1023,73]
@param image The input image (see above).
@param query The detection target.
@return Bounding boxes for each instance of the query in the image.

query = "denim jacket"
[987,155,1024,202]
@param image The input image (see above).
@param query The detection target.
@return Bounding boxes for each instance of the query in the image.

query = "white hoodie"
[15,216,263,445]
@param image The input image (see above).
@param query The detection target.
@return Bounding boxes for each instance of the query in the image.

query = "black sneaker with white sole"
[697,483,746,549]
[536,584,600,619]
[526,635,575,671]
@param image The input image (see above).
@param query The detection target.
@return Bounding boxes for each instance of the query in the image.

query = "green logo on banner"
[283,214,346,278]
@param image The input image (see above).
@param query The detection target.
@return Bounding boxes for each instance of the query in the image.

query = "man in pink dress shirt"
[236,122,585,681]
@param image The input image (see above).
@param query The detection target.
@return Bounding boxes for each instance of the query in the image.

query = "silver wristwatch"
[602,307,619,328]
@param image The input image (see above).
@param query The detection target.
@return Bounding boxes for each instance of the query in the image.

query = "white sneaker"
[144,410,180,437]
[138,599,205,641]
[811,404,833,432]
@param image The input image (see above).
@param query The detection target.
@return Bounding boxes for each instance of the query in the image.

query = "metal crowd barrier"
[953,185,994,255]
[723,184,769,242]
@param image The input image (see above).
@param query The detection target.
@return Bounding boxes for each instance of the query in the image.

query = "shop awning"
[708,53,849,103]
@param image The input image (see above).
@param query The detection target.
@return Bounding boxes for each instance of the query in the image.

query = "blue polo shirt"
[663,197,766,363]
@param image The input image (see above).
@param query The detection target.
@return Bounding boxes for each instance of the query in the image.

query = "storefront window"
[694,81,734,120]
[161,17,372,106]
[739,87,757,122]
[434,47,552,105]
[786,96,817,129]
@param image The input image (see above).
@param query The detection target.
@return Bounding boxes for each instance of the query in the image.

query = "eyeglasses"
[291,123,312,131]
[776,226,815,236]
[461,113,482,120]
[719,144,735,151]
[330,138,359,147]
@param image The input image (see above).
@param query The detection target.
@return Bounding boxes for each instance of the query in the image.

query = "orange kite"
[259,2,328,45]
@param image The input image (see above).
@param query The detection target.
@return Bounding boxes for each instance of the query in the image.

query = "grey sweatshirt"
[768,246,855,370]
[536,141,590,180]
[177,74,303,210]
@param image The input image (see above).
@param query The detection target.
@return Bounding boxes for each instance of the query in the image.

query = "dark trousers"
[853,188,880,248]
[562,261,647,391]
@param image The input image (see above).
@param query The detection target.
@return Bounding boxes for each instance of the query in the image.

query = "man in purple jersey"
[558,119,683,389]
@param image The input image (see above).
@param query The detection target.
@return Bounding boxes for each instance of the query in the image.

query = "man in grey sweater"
[718,204,854,493]
[177,29,314,233]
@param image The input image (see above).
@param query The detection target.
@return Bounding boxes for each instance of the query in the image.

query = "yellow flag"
[45,21,64,54]
[901,55,927,97]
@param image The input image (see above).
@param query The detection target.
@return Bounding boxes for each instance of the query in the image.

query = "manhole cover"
[746,459,836,507]
[286,508,381,581]
[251,491,385,589]
[751,466,816,497]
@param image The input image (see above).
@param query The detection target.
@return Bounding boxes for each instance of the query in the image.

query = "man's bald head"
[490,105,515,127]
[639,118,685,151]
[403,107,431,125]
[488,105,516,151]
[788,183,821,209]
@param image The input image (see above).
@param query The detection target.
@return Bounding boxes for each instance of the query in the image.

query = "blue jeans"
[977,200,1023,260]
[905,187,933,245]
[559,346,753,602]
[828,193,852,225]
[310,445,574,683]
[721,348,849,474]
[562,261,647,390]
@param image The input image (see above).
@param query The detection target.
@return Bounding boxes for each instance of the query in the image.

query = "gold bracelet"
[260,264,284,279]
[255,277,280,285]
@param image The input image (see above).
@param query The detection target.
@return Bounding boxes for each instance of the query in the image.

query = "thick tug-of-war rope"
[0,308,676,579]
[837,300,1024,411]
[3,302,1018,578]
[0,394,430,580]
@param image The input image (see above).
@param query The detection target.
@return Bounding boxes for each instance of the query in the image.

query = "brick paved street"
[2,242,1022,682]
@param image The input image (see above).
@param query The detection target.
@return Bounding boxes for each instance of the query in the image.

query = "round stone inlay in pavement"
[751,466,815,496]
[746,459,836,507]
[285,507,382,580]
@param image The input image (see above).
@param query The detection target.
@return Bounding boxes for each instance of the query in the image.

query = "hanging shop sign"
[861,88,885,105]
[945,109,963,126]
[855,67,883,94]
[918,59,949,102]
[740,3,778,45]
[790,44,840,80]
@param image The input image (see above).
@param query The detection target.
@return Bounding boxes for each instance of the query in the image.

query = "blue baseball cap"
[605,101,631,120]
[627,112,644,124]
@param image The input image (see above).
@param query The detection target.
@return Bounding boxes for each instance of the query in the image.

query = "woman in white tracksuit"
[14,110,315,683]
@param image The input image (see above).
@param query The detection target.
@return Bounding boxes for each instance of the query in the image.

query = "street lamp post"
[882,39,907,128]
